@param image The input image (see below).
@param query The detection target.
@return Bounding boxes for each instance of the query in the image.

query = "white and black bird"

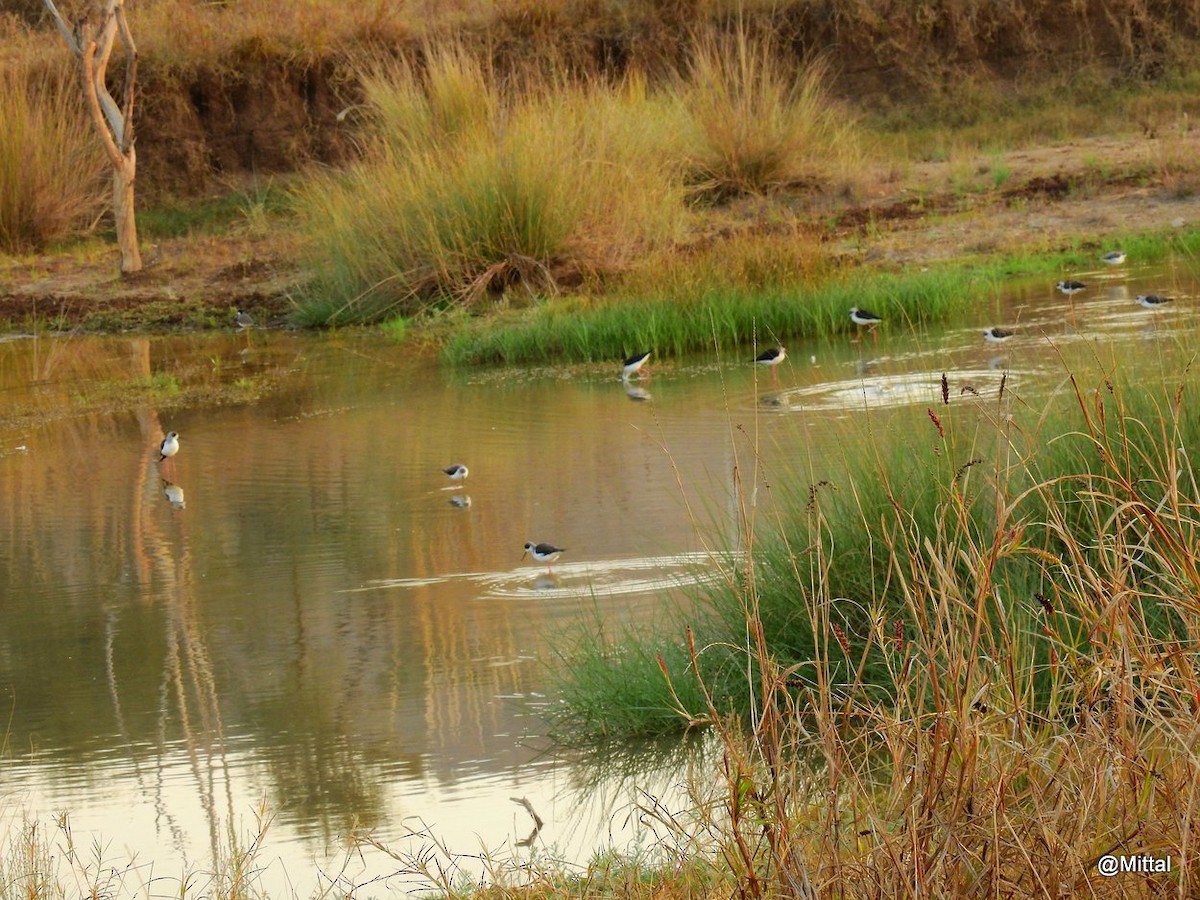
[849,307,883,327]
[755,347,786,384]
[622,351,651,381]
[235,309,255,329]
[1101,250,1126,265]
[849,307,883,344]
[157,431,180,462]
[1056,280,1086,295]
[523,541,566,573]
[442,464,469,484]
[1136,294,1174,309]
[983,327,1015,344]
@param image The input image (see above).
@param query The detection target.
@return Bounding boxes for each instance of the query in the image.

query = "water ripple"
[344,550,727,600]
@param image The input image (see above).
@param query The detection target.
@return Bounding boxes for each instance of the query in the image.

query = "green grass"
[538,346,1200,891]
[548,348,1200,740]
[444,266,989,365]
[138,183,293,239]
[440,224,1200,367]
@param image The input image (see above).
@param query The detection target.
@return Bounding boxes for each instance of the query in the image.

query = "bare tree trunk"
[43,0,142,273]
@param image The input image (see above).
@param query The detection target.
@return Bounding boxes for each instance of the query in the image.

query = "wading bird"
[522,541,566,573]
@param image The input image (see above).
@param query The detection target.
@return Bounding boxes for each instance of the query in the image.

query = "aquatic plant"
[550,350,1200,893]
[444,265,993,365]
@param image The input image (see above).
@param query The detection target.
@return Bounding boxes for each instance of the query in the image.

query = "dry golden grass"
[0,61,105,253]
[294,48,686,322]
[676,31,862,197]
[641,367,1200,897]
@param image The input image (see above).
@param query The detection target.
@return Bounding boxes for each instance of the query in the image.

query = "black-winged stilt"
[849,306,883,343]
[157,432,180,462]
[523,541,566,573]
[755,347,786,383]
[1136,294,1173,309]
[442,464,469,484]
[622,351,651,381]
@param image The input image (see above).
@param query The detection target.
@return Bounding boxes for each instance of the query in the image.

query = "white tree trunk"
[43,0,142,273]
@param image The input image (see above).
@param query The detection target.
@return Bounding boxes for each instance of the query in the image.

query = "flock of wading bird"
[152,253,1176,572]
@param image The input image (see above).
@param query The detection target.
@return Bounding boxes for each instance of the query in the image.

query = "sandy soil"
[1,131,1197,331]
[844,134,1200,266]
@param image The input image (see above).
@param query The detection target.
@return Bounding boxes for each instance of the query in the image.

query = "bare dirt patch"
[0,231,301,331]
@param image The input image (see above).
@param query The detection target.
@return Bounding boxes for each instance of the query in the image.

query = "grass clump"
[549,354,1200,893]
[554,354,1200,735]
[294,47,684,325]
[677,31,860,198]
[0,64,104,253]
[444,263,994,365]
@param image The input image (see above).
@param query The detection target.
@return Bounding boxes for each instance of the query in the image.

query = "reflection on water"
[0,261,1195,892]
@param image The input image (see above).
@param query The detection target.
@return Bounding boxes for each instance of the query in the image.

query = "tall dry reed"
[657,365,1200,897]
[675,29,862,197]
[0,63,105,253]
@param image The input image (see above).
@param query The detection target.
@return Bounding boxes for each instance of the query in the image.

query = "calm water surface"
[0,258,1196,894]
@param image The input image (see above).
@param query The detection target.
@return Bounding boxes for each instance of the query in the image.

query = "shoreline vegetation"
[5,2,1200,897]
[542,353,1200,896]
[1,2,1200,357]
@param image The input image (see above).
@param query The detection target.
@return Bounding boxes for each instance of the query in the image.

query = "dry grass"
[645,365,1200,897]
[294,47,685,323]
[676,30,862,198]
[0,807,280,900]
[0,61,105,253]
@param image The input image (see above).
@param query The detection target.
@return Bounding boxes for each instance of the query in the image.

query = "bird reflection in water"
[161,480,186,510]
[623,382,652,402]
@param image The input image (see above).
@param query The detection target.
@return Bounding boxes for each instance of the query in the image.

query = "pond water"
[0,257,1196,895]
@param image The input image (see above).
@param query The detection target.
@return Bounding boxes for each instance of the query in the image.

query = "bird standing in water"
[522,542,566,573]
[755,347,786,384]
[157,431,180,463]
[849,307,883,344]
[442,464,469,485]
[622,351,651,381]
